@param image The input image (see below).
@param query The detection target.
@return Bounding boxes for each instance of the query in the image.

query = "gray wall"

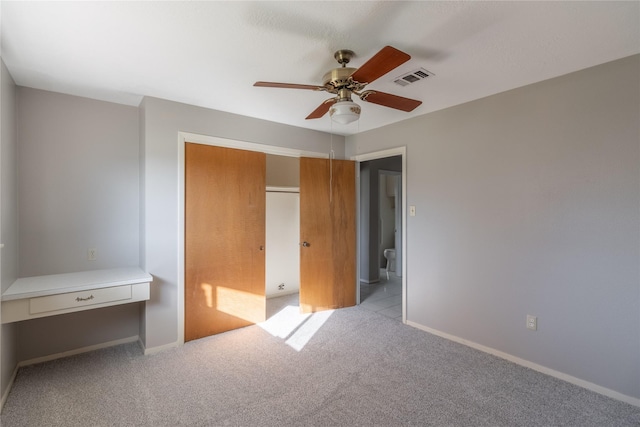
[346,55,640,400]
[1,58,18,404]
[15,88,141,360]
[17,88,140,276]
[359,156,402,282]
[140,96,344,350]
[266,154,299,187]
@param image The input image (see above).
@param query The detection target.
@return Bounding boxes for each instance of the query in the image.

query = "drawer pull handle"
[76,295,94,302]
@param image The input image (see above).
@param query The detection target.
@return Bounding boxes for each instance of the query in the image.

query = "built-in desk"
[1,268,153,324]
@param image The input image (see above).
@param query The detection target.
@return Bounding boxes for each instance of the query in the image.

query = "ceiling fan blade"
[360,91,422,112]
[350,46,411,84]
[306,98,337,120]
[254,81,325,91]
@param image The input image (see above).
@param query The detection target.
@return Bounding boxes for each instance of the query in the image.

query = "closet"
[184,143,356,342]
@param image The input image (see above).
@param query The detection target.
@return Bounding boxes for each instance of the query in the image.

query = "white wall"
[140,96,344,350]
[266,191,300,298]
[347,55,640,401]
[15,88,141,360]
[0,58,18,406]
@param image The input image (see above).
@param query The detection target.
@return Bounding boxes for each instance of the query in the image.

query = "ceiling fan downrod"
[334,49,354,67]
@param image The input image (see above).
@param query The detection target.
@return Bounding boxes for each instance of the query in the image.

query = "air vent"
[393,67,434,87]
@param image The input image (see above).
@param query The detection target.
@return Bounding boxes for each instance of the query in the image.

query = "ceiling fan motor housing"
[322,67,366,96]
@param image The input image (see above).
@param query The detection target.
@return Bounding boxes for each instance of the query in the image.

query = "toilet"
[383,249,396,280]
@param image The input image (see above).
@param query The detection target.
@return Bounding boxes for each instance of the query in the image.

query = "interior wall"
[265,191,300,298]
[0,58,18,404]
[15,88,141,360]
[346,55,640,401]
[266,154,299,187]
[265,155,300,298]
[140,96,344,350]
[17,88,140,276]
[378,174,396,268]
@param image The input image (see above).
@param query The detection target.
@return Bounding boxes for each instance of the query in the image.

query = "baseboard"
[0,364,19,413]
[18,335,140,368]
[139,338,179,356]
[406,320,640,408]
[266,290,299,299]
[360,279,380,284]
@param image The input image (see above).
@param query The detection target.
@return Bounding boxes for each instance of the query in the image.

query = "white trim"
[177,132,329,346]
[180,132,329,159]
[17,335,140,368]
[266,290,299,299]
[266,186,299,193]
[352,147,408,323]
[139,338,179,356]
[407,321,640,408]
[354,148,406,163]
[0,364,18,413]
[355,163,361,305]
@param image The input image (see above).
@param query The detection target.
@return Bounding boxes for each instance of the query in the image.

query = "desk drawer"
[30,285,132,314]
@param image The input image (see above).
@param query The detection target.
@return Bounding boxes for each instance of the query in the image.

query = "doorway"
[177,132,326,344]
[265,154,300,302]
[180,134,357,343]
[355,150,406,323]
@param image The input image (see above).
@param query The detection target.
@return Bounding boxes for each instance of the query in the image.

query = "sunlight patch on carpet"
[259,305,334,351]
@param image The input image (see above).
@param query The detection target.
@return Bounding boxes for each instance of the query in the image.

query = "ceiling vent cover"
[393,68,434,87]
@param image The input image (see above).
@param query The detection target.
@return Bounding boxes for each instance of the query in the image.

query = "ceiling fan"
[254,46,422,124]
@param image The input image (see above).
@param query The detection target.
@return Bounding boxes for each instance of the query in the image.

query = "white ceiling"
[2,1,639,136]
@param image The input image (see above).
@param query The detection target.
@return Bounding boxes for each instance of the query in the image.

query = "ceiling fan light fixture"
[329,100,361,124]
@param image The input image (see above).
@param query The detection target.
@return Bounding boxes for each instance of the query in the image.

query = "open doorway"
[264,154,303,324]
[358,155,404,321]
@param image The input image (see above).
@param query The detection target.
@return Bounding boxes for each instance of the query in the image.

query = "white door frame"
[177,131,327,345]
[351,147,407,323]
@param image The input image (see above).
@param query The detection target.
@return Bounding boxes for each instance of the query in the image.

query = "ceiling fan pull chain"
[329,122,334,204]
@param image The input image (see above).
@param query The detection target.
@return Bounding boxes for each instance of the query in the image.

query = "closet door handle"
[259,245,264,251]
[301,241,310,247]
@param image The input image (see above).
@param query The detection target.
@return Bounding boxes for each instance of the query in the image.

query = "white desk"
[1,267,153,324]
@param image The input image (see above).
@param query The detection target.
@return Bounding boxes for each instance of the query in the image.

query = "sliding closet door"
[185,143,266,341]
[299,157,356,313]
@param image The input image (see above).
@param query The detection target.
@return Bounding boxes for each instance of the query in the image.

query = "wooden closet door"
[299,157,356,313]
[185,143,266,341]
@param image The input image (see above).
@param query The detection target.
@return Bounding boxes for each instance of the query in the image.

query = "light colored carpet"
[2,302,639,426]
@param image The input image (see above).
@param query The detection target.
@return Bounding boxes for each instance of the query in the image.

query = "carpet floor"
[1,304,639,426]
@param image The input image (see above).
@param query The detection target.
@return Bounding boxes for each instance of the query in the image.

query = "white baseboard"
[0,364,19,413]
[3,335,179,412]
[406,320,640,408]
[266,290,299,299]
[18,335,140,368]
[139,338,179,356]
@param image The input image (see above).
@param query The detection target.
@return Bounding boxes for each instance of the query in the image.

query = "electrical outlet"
[278,283,285,291]
[88,248,97,261]
[526,315,537,331]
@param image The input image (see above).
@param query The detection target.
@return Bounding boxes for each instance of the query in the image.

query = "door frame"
[177,131,328,345]
[351,147,407,323]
